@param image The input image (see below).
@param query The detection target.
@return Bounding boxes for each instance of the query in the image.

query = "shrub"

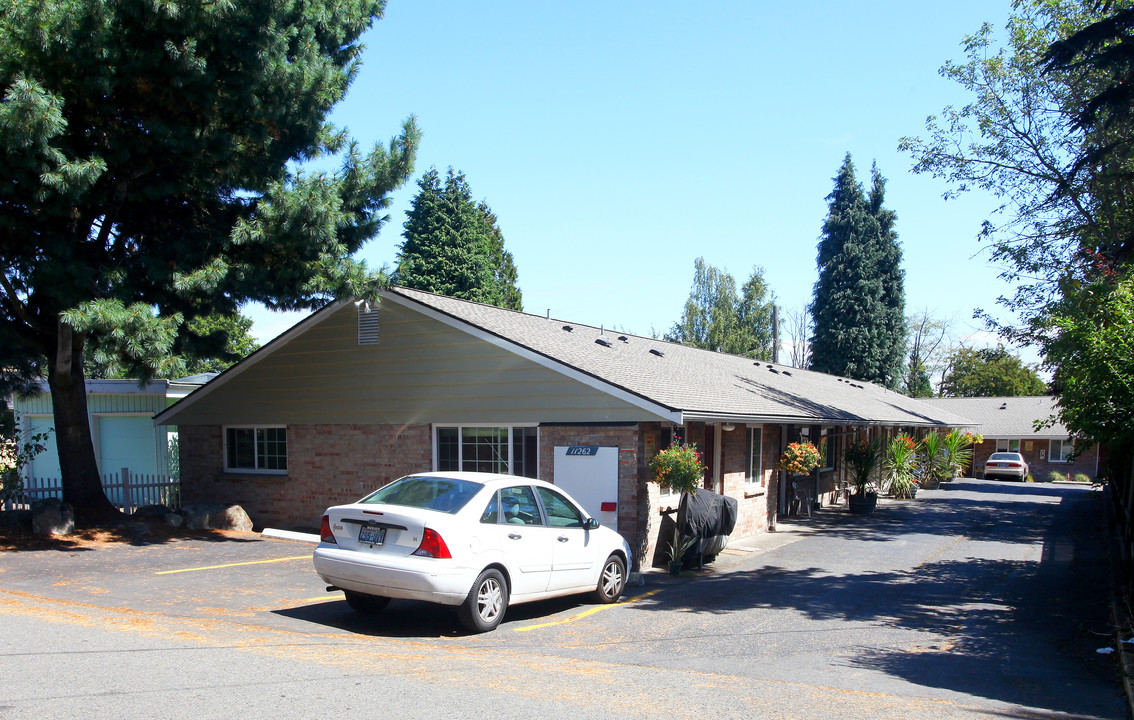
[1073,472,1092,484]
[1048,471,1068,483]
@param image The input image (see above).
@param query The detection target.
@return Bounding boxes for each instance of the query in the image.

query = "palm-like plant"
[885,436,918,499]
[845,438,881,496]
[917,432,948,489]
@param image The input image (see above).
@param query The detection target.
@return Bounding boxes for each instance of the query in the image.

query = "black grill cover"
[676,488,738,564]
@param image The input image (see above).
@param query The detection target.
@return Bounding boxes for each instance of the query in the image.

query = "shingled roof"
[387,286,969,428]
[918,396,1068,439]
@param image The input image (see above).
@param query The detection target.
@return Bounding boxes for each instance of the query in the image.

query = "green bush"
[1048,471,1068,483]
[1073,472,1093,484]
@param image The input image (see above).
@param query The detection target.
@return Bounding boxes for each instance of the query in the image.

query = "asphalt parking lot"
[0,530,666,640]
[1,481,1126,720]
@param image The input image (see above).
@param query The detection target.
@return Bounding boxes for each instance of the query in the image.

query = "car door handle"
[508,533,522,540]
[557,536,569,543]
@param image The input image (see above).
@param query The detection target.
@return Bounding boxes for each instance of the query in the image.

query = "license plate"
[358,525,386,545]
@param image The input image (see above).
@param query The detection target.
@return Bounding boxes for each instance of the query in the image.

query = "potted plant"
[664,529,697,575]
[884,436,918,499]
[844,438,880,514]
[776,442,822,476]
[917,432,947,489]
[648,437,706,496]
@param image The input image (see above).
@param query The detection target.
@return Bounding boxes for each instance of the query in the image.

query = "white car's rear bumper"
[312,544,474,605]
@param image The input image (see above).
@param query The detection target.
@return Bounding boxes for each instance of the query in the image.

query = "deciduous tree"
[0,0,419,516]
[939,346,1047,397]
[667,259,775,360]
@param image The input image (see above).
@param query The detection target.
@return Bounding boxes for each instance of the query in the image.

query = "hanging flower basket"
[648,439,706,496]
[777,442,822,475]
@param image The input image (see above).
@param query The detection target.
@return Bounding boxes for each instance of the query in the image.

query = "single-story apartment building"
[156,287,970,568]
[17,374,214,482]
[920,395,1101,481]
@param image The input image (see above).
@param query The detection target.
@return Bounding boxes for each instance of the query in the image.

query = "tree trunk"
[47,320,118,519]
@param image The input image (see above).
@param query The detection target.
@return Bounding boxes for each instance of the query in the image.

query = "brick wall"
[641,422,780,569]
[538,424,642,564]
[179,424,432,530]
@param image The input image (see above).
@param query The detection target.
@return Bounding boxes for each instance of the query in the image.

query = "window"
[499,485,542,526]
[536,486,585,528]
[360,475,482,513]
[225,426,287,473]
[747,427,763,485]
[1050,439,1073,462]
[819,428,834,471]
[996,439,1021,453]
[434,426,538,477]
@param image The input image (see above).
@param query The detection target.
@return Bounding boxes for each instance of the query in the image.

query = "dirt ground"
[0,520,256,552]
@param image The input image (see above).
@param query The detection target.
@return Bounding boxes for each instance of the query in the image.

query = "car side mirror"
[584,517,600,530]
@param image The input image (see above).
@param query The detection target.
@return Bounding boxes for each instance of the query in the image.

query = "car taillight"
[320,515,337,544]
[412,528,451,559]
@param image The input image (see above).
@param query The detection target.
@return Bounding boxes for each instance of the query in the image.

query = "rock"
[31,498,75,537]
[131,504,173,520]
[181,503,253,532]
[163,512,184,528]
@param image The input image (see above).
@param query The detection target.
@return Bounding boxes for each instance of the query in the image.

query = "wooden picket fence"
[12,468,179,514]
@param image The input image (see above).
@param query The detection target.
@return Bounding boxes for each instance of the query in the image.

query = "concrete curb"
[262,528,319,544]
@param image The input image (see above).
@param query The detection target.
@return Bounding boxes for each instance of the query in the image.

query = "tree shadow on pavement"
[627,485,1121,717]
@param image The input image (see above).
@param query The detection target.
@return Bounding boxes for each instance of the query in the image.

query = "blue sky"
[248,1,1021,363]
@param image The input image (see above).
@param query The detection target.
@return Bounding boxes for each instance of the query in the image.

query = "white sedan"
[312,472,632,632]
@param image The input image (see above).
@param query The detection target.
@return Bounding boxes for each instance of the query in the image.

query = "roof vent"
[769,367,780,374]
[357,304,379,346]
[649,348,665,357]
[595,337,612,348]
[562,324,573,332]
[783,370,792,376]
[618,335,628,342]
[1000,402,1008,409]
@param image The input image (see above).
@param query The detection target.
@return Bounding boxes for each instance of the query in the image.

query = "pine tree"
[394,169,522,309]
[0,0,418,516]
[809,154,906,388]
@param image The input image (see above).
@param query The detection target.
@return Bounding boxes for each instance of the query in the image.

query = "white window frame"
[1050,438,1073,463]
[432,423,538,477]
[996,439,1021,453]
[747,426,764,486]
[223,425,287,474]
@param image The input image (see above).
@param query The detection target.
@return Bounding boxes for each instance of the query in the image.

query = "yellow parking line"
[514,588,662,632]
[155,555,311,575]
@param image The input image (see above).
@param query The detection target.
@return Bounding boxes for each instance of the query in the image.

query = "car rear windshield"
[359,476,483,514]
[989,453,1020,461]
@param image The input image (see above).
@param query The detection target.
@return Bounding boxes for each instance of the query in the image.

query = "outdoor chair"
[791,481,813,518]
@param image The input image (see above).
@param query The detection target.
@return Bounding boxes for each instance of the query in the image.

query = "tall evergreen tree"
[479,202,523,311]
[393,168,522,309]
[868,163,908,386]
[809,154,906,388]
[0,0,419,516]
